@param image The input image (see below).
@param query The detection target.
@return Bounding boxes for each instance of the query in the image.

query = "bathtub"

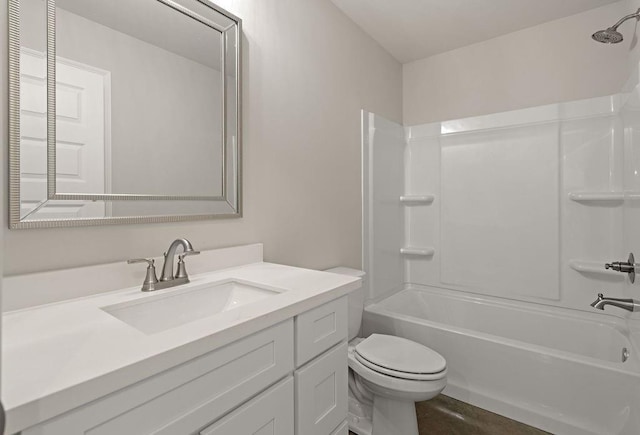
[362,286,640,435]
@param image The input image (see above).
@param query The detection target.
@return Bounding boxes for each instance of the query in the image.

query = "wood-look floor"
[350,395,550,435]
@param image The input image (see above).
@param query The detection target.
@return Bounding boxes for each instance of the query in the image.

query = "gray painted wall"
[3,0,403,276]
[403,1,640,125]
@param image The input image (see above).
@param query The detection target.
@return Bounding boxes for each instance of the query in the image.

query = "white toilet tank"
[324,267,366,341]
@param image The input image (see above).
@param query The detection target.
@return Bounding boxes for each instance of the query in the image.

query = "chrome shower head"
[592,27,624,44]
[592,8,640,44]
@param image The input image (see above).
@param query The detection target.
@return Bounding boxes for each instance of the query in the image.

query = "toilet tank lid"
[324,267,366,277]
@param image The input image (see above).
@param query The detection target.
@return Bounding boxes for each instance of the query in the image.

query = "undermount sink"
[102,279,283,334]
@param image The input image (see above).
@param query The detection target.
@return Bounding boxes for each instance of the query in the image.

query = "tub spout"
[591,293,640,312]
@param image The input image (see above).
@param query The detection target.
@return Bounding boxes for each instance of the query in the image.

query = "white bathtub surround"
[399,195,434,204]
[401,93,635,311]
[2,244,361,434]
[361,112,406,302]
[361,73,640,434]
[363,287,640,435]
[440,122,560,299]
[400,247,435,257]
[363,91,639,310]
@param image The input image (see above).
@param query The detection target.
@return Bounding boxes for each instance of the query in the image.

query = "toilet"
[326,267,447,435]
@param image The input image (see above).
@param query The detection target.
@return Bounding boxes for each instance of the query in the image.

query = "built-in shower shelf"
[400,247,435,256]
[400,195,435,205]
[569,260,624,279]
[568,191,640,203]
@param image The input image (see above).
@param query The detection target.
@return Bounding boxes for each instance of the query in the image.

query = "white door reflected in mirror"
[20,48,108,219]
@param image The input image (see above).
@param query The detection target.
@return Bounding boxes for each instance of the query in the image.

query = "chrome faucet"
[160,238,200,282]
[590,293,640,312]
[127,238,200,292]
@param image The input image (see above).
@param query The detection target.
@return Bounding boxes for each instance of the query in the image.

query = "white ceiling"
[330,0,621,63]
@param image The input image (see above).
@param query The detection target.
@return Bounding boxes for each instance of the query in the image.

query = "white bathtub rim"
[400,282,640,328]
[366,290,640,376]
[402,283,632,332]
[367,305,640,376]
[385,284,632,343]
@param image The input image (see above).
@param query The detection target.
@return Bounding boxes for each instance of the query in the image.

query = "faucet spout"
[590,293,606,309]
[590,293,640,312]
[160,238,200,282]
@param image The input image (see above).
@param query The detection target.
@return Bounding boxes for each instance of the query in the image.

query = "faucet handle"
[127,258,159,291]
[175,252,199,279]
[127,258,154,266]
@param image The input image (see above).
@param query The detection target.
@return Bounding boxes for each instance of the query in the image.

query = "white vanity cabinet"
[18,297,349,435]
[21,321,295,435]
[295,342,348,435]
[294,297,349,435]
[199,377,295,435]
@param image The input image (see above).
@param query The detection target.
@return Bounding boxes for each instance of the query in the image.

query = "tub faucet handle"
[605,253,636,283]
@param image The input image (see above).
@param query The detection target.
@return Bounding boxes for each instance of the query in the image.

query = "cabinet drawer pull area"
[295,342,348,435]
[295,297,347,366]
[22,321,293,435]
[199,377,294,435]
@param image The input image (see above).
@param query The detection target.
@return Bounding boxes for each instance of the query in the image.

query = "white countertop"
[2,261,361,434]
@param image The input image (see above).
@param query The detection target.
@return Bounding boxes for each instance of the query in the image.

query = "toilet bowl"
[347,335,447,435]
[325,268,447,435]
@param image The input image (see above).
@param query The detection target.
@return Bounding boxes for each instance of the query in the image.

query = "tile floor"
[350,395,550,435]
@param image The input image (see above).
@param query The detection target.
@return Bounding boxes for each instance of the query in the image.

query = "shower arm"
[609,8,640,31]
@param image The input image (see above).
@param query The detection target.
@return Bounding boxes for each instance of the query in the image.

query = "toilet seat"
[348,343,448,402]
[354,334,446,381]
[354,352,446,380]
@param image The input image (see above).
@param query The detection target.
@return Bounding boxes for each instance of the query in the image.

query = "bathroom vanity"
[2,244,358,435]
[3,0,356,431]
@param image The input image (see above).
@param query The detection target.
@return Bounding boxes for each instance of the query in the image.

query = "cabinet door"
[295,342,348,435]
[200,377,294,435]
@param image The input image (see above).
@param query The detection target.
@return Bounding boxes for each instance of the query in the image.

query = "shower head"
[592,27,624,44]
[592,8,640,44]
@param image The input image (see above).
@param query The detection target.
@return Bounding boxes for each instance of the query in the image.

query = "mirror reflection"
[12,0,240,225]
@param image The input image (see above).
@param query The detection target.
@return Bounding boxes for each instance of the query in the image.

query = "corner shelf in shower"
[569,260,625,279]
[400,195,435,205]
[400,247,435,257]
[568,191,640,203]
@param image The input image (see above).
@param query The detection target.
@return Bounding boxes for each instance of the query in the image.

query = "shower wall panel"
[404,95,628,310]
[561,115,626,311]
[440,123,560,300]
[362,111,405,301]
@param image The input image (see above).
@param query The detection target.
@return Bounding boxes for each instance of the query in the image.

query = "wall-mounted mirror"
[9,0,241,228]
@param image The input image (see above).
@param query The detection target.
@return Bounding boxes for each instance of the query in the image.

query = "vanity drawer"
[295,342,348,435]
[199,377,294,435]
[295,296,347,366]
[22,320,293,435]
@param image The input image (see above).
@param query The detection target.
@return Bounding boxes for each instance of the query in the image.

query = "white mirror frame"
[8,0,242,229]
